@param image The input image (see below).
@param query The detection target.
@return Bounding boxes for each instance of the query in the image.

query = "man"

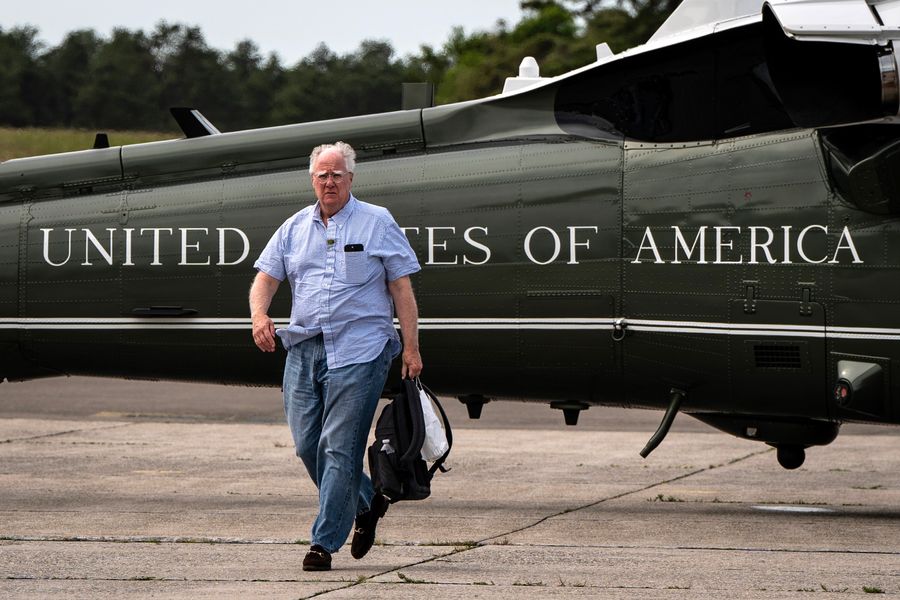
[249,141,422,572]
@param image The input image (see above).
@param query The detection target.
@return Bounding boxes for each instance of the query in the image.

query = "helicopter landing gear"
[776,444,806,470]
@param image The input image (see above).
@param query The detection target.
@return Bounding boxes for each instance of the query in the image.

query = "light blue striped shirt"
[254,195,420,368]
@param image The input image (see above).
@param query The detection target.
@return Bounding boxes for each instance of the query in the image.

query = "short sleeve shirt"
[254,195,420,368]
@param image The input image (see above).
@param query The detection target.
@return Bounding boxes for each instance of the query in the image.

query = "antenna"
[92,133,110,149]
[170,107,221,138]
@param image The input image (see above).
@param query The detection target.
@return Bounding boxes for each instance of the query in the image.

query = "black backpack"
[367,378,452,503]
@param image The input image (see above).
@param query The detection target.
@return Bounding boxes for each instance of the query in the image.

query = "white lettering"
[217,228,250,266]
[782,226,793,263]
[462,226,491,265]
[179,228,211,266]
[672,226,707,264]
[140,228,174,266]
[715,226,742,264]
[39,226,252,267]
[797,225,828,264]
[830,226,863,264]
[123,228,134,266]
[427,227,457,265]
[631,228,663,264]
[34,222,864,268]
[749,226,776,264]
[41,228,75,267]
[82,228,115,266]
[567,226,598,265]
[524,226,561,265]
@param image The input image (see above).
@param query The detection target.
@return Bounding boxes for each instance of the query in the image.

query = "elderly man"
[249,141,422,571]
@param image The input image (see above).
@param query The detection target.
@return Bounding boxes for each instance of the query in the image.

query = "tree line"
[0,1,678,133]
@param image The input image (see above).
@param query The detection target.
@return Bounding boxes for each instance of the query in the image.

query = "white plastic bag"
[418,381,449,462]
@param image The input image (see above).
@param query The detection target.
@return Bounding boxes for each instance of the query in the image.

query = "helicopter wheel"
[776,445,805,470]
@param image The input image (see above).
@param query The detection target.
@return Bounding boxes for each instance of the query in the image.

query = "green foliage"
[0,127,173,161]
[0,26,44,126]
[433,0,676,103]
[224,40,285,130]
[153,24,231,130]
[40,30,102,127]
[73,29,162,130]
[436,3,584,103]
[0,1,677,133]
[273,40,411,124]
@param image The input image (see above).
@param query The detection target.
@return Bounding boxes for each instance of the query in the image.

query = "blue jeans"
[283,334,392,553]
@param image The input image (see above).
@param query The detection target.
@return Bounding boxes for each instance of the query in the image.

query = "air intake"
[754,345,802,369]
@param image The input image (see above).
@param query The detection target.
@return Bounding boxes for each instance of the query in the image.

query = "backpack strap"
[398,377,426,464]
[420,381,453,476]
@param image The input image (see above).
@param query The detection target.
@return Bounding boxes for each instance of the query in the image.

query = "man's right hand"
[249,271,281,352]
[252,314,277,352]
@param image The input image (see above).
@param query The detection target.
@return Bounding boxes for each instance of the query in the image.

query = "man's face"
[311,150,353,218]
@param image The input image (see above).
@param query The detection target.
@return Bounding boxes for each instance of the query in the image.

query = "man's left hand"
[401,347,423,379]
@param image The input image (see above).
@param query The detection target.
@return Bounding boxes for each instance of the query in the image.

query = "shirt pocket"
[342,248,369,284]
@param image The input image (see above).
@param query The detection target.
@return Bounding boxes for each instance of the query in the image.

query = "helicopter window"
[716,28,795,138]
[555,24,793,143]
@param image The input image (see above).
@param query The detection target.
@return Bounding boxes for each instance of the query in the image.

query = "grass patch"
[649,493,685,503]
[0,127,175,161]
[851,484,884,490]
[513,580,545,586]
[557,576,588,587]
[764,500,828,507]
[431,540,478,548]
[397,572,431,584]
[863,586,885,594]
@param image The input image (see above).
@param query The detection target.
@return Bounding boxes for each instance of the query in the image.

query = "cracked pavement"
[0,377,898,598]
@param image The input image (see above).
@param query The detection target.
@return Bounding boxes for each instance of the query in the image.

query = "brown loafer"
[302,544,331,571]
[350,493,389,559]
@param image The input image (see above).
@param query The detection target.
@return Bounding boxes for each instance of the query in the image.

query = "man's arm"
[388,275,422,379]
[250,271,281,352]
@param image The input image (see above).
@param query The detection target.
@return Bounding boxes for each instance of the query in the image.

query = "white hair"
[309,141,356,174]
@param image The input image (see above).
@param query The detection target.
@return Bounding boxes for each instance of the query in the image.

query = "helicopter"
[2,0,899,470]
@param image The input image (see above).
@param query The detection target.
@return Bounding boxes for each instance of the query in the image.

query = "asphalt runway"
[0,377,898,598]
[0,375,716,430]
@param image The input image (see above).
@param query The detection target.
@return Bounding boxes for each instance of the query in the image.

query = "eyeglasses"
[313,171,345,183]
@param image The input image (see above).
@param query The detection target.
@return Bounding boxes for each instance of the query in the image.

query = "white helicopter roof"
[650,0,765,42]
[651,0,900,46]
[499,0,900,101]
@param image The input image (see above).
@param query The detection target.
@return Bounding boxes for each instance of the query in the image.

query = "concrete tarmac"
[0,377,898,599]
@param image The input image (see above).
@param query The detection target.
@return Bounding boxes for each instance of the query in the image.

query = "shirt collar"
[313,194,358,226]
